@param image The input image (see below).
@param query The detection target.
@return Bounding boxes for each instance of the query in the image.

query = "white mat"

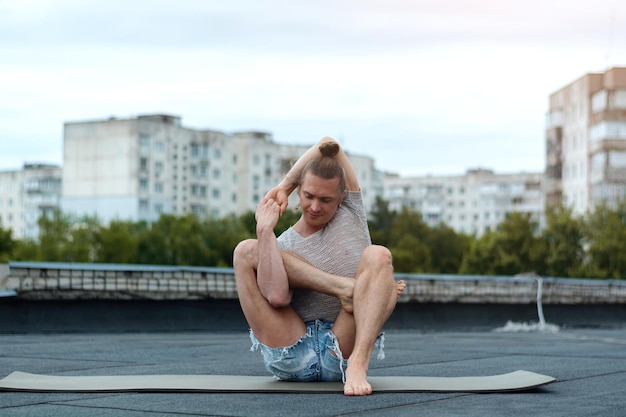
[0,370,555,393]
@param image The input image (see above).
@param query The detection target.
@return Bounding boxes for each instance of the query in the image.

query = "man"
[234,136,404,396]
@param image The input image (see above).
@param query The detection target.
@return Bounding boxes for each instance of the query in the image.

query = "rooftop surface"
[1,323,625,416]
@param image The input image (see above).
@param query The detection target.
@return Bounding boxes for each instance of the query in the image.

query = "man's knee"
[363,245,393,268]
[233,239,258,268]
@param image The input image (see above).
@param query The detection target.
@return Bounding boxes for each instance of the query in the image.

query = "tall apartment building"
[0,164,62,239]
[62,114,381,223]
[384,168,544,236]
[545,67,626,214]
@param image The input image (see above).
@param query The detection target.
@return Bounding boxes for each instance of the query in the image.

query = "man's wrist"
[278,178,297,194]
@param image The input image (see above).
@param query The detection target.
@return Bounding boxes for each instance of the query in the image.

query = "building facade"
[384,168,544,236]
[3,114,547,241]
[0,164,62,239]
[545,67,626,214]
[62,114,381,224]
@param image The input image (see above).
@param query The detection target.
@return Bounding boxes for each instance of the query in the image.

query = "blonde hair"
[298,142,346,195]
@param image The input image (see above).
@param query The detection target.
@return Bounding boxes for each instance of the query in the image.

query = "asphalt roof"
[1,323,625,416]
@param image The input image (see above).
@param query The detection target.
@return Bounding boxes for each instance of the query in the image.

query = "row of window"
[0,183,19,193]
[140,157,227,181]
[0,210,40,224]
[138,200,222,219]
[139,179,226,199]
[139,135,225,161]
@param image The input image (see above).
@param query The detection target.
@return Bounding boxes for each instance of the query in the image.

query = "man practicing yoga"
[234,136,405,396]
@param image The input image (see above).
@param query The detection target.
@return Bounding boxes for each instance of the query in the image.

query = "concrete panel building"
[384,168,544,236]
[0,164,62,239]
[545,67,626,214]
[62,114,381,223]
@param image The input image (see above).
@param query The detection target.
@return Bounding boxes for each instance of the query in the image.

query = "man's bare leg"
[280,245,402,396]
[280,251,354,308]
[234,239,306,348]
[280,250,405,317]
[331,245,398,396]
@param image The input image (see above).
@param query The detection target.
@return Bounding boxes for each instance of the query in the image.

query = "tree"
[96,220,145,263]
[389,234,432,273]
[580,201,626,279]
[135,214,211,266]
[541,205,585,277]
[368,196,397,246]
[425,224,471,273]
[12,238,40,261]
[37,211,72,261]
[64,215,101,262]
[0,225,15,262]
[460,212,544,275]
[388,208,432,273]
[199,215,249,267]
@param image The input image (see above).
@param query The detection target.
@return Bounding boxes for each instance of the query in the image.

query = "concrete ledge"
[1,299,624,334]
[5,262,626,304]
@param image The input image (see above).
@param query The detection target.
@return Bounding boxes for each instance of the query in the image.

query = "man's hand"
[263,186,290,215]
[255,197,282,235]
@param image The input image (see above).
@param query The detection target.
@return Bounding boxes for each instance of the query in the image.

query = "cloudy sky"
[1,0,624,176]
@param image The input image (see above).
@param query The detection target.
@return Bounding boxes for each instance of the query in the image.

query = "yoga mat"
[0,370,554,393]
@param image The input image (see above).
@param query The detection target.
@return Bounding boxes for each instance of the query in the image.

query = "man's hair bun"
[319,142,339,158]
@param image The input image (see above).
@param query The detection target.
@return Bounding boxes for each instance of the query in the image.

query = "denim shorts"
[250,319,348,382]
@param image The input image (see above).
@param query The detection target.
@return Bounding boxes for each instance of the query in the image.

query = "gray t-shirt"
[277,191,371,322]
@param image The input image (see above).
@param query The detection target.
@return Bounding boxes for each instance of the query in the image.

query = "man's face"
[298,172,342,232]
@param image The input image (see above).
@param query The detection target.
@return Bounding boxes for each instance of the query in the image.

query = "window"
[139,134,150,151]
[191,185,207,197]
[191,204,205,216]
[154,161,163,176]
[139,178,148,192]
[590,121,626,142]
[609,151,626,168]
[609,89,626,109]
[154,182,163,193]
[190,143,209,158]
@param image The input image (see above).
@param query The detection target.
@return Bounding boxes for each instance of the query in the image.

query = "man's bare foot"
[339,277,355,314]
[344,363,372,396]
[396,280,406,299]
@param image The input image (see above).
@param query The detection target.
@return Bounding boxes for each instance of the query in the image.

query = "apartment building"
[384,168,544,236]
[4,113,545,241]
[545,67,626,214]
[62,114,381,224]
[0,164,62,239]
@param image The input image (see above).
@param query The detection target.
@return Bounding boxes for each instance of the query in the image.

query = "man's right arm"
[255,196,292,307]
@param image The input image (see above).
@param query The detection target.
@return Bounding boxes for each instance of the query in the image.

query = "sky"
[1,0,625,177]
